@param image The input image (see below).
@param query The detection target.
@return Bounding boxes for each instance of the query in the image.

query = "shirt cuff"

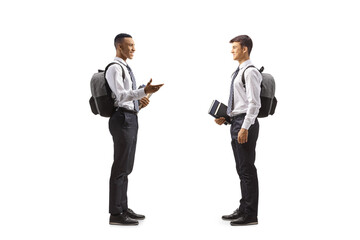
[136,88,146,99]
[242,119,251,130]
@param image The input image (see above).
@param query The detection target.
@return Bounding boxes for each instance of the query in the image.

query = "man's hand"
[144,79,164,94]
[139,96,150,109]
[238,128,248,144]
[215,117,226,125]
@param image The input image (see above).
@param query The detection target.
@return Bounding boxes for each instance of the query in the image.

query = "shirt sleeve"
[105,64,146,104]
[242,68,262,130]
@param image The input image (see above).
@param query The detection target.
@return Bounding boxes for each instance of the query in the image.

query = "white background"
[1,0,359,239]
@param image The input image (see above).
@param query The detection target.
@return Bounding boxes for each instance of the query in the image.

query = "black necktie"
[227,67,240,115]
[124,64,139,112]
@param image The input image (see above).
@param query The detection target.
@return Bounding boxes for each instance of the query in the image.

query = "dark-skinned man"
[106,33,163,225]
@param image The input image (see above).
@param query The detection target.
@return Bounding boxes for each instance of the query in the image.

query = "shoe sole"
[222,218,239,221]
[230,222,258,226]
[109,222,139,226]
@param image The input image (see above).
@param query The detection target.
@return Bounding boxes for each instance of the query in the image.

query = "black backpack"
[89,62,125,117]
[242,66,277,118]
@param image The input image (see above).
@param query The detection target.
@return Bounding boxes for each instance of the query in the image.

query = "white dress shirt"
[229,59,262,130]
[105,57,146,111]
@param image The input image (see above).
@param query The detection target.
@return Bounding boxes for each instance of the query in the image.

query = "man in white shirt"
[107,33,163,225]
[215,35,262,226]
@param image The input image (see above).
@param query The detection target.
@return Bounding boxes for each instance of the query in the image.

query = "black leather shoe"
[230,215,258,226]
[109,213,139,225]
[126,208,145,220]
[222,208,244,221]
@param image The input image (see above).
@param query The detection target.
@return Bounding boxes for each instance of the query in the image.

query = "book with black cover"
[208,100,231,125]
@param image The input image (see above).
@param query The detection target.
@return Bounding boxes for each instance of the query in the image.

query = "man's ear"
[116,43,122,51]
[243,46,248,54]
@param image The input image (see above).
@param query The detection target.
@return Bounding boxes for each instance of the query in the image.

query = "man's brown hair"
[229,35,253,56]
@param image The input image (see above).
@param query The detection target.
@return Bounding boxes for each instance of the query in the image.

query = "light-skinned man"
[106,33,163,225]
[215,35,262,226]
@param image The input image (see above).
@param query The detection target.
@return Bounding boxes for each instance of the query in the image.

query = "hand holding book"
[139,96,150,109]
[215,117,226,125]
[208,100,231,125]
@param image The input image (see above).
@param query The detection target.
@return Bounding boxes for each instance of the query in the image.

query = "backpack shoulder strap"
[241,65,264,89]
[104,62,125,81]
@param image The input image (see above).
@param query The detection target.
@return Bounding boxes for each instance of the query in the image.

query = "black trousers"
[108,109,138,215]
[230,115,259,217]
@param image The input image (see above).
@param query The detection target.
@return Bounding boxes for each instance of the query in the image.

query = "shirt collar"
[114,57,127,66]
[239,59,252,70]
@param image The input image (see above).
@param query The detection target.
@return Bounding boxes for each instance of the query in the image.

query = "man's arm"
[139,79,164,109]
[238,69,262,144]
[106,64,146,103]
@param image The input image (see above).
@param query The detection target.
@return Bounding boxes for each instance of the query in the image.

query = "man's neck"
[116,54,127,62]
[238,57,250,65]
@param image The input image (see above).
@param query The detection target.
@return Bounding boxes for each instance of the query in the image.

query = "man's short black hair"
[230,35,253,56]
[114,33,132,48]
